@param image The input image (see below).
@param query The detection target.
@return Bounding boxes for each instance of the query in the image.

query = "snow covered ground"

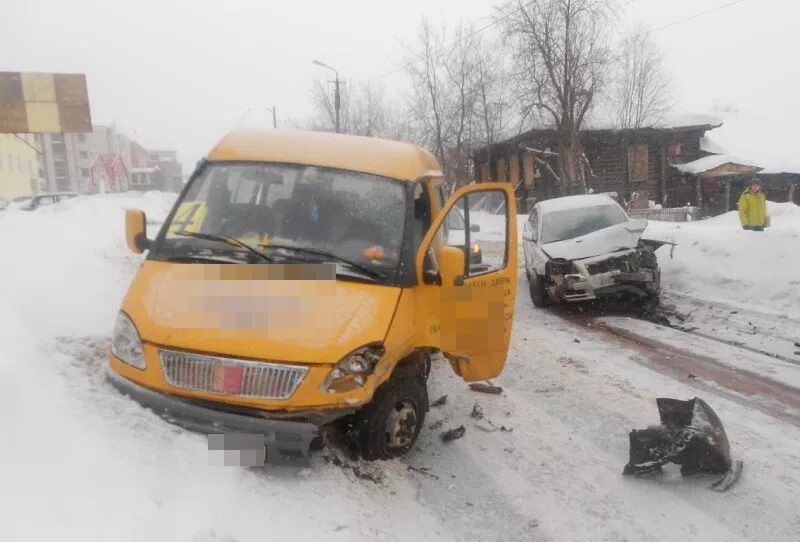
[2,193,800,541]
[647,201,800,320]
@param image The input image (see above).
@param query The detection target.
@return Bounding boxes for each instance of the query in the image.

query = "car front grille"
[586,253,638,275]
[159,349,307,400]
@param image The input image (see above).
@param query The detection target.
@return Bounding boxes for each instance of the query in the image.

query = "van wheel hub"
[385,400,417,449]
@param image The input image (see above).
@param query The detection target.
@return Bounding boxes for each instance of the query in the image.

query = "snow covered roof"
[698,111,800,174]
[699,136,727,155]
[537,194,618,212]
[673,154,761,175]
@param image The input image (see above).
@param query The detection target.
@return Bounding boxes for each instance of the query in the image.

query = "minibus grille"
[159,349,307,400]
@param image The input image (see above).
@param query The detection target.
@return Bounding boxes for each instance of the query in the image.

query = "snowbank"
[647,201,800,318]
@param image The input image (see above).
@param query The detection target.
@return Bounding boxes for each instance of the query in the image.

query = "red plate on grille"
[212,364,244,394]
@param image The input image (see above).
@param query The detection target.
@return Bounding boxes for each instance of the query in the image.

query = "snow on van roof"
[537,194,617,212]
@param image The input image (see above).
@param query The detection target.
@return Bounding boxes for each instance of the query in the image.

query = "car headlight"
[112,312,146,370]
[320,344,385,393]
[471,242,481,254]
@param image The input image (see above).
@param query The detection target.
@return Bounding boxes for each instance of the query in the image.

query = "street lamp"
[312,59,341,134]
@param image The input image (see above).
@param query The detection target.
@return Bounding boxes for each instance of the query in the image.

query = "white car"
[522,194,664,307]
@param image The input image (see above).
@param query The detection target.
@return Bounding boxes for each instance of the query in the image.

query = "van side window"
[412,183,432,250]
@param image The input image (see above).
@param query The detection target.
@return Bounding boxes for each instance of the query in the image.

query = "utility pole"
[312,59,342,133]
[333,75,341,134]
[269,106,277,128]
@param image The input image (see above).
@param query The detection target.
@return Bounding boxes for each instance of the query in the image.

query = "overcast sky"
[3,0,798,169]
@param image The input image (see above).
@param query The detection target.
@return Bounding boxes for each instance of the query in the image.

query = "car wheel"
[529,271,551,308]
[356,376,428,460]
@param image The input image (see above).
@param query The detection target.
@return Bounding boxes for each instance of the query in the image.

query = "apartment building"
[0,133,41,200]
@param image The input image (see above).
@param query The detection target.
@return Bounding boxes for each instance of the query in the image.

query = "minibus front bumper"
[107,369,319,466]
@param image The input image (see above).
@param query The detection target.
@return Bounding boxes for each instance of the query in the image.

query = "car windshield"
[540,203,628,244]
[156,163,407,275]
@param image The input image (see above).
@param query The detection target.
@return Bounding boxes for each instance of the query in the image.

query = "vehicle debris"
[623,397,743,492]
[431,395,448,407]
[470,403,484,419]
[469,382,504,394]
[322,449,384,484]
[407,465,439,480]
[428,419,445,430]
[441,425,466,442]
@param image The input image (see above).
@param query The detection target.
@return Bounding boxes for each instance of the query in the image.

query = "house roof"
[696,111,800,174]
[673,154,761,176]
[207,128,441,182]
[475,113,723,158]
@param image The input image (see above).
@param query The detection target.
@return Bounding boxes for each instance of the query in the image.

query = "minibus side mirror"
[125,209,151,254]
[438,245,466,286]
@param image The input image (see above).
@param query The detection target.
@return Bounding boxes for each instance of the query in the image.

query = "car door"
[414,182,517,382]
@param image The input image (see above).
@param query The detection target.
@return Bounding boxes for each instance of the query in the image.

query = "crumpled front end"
[545,244,661,302]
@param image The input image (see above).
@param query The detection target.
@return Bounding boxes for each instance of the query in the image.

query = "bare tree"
[473,35,509,177]
[404,20,509,188]
[613,26,673,129]
[405,20,454,182]
[501,0,612,194]
[310,79,414,140]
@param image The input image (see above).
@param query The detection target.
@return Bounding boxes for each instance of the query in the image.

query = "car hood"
[542,219,648,261]
[121,261,401,364]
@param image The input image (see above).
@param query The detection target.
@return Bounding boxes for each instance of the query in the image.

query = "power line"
[368,0,746,84]
[648,0,748,34]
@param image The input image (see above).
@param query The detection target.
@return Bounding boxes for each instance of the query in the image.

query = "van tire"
[529,271,551,308]
[356,376,428,460]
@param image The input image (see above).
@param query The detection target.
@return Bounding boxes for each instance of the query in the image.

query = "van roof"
[207,129,442,182]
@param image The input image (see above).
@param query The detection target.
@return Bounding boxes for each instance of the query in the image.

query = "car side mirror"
[438,246,466,286]
[470,224,480,232]
[125,209,151,254]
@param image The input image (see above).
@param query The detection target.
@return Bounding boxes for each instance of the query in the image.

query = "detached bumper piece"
[107,370,317,467]
[623,397,743,492]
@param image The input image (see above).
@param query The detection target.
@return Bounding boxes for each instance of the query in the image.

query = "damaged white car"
[522,194,666,307]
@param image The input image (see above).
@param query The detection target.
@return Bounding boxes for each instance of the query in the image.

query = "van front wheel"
[357,377,428,460]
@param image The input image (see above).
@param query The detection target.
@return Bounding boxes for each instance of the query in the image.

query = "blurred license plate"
[212,364,244,393]
[208,434,266,467]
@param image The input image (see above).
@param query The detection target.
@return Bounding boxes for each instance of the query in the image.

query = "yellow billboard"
[0,72,92,133]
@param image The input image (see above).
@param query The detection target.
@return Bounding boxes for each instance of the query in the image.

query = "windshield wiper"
[258,242,384,280]
[174,231,274,263]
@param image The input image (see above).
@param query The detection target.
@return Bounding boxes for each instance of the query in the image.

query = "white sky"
[3,0,798,169]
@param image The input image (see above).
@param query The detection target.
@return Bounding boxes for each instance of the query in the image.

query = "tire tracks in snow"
[547,296,800,427]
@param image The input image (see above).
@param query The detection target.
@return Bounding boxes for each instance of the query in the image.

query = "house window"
[8,154,13,171]
[81,168,90,178]
[668,143,682,160]
[627,145,649,183]
[78,134,86,143]
[80,151,89,159]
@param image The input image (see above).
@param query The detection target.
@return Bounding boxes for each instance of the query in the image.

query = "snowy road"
[3,194,800,541]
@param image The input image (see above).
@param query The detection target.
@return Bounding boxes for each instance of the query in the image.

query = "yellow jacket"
[738,189,767,227]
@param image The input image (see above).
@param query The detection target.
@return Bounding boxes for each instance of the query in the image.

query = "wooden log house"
[472,120,722,213]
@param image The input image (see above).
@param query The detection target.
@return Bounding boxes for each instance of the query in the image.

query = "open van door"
[415,183,518,381]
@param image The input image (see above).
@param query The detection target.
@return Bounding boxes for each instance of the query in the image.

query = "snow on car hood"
[122,261,401,364]
[542,219,647,261]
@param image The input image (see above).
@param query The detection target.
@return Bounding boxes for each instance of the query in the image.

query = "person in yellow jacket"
[738,180,769,231]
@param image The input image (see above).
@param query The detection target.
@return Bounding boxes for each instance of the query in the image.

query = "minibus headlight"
[320,345,385,393]
[112,312,146,370]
